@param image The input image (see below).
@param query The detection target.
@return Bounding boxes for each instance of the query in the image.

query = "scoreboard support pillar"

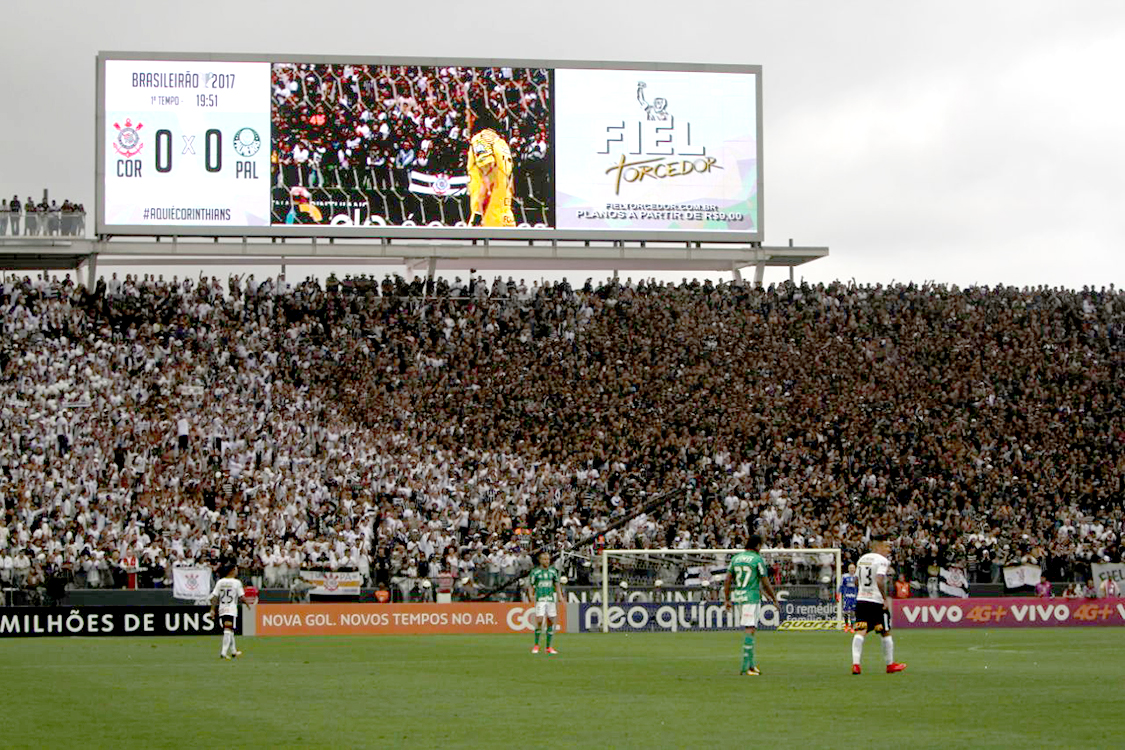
[86,253,98,293]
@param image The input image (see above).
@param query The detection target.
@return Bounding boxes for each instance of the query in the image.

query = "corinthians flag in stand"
[939,567,969,598]
[172,566,214,601]
[408,171,469,197]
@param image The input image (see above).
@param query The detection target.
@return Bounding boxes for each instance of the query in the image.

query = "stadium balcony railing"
[0,209,86,238]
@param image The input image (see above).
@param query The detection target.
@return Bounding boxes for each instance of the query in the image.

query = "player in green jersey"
[526,551,565,654]
[723,534,778,675]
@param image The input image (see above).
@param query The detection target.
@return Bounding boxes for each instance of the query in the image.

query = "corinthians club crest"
[112,118,144,157]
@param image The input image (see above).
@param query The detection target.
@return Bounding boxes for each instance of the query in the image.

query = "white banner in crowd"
[1092,563,1125,589]
[939,567,969,598]
[172,567,214,601]
[299,570,363,596]
[1002,564,1042,589]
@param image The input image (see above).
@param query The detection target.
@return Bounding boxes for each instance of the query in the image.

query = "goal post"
[599,548,842,633]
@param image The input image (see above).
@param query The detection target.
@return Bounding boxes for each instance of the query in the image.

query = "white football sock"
[222,630,232,655]
[882,635,894,664]
[229,632,237,653]
[851,633,865,665]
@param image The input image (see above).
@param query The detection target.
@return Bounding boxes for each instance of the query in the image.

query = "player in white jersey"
[851,536,906,675]
[210,563,247,660]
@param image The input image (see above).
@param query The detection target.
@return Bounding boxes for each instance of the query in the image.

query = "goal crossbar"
[600,548,842,633]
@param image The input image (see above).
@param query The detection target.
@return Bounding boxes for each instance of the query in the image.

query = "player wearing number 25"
[527,552,565,655]
[210,563,247,661]
[723,533,778,676]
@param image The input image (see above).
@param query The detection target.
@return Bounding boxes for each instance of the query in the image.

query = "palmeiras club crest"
[113,118,144,157]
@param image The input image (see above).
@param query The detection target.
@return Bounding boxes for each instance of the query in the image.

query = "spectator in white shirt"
[0,551,13,585]
[14,552,31,586]
[56,413,71,455]
[177,416,190,453]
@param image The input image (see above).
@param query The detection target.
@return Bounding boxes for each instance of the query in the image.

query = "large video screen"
[98,55,761,242]
[554,69,757,233]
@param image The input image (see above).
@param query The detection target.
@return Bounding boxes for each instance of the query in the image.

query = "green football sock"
[744,635,756,669]
[546,626,553,647]
[534,627,541,645]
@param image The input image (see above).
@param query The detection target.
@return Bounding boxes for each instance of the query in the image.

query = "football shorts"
[738,603,760,628]
[535,600,558,618]
[855,600,890,633]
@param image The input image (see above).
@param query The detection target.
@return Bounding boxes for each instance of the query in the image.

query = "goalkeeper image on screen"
[723,533,778,676]
[466,111,516,228]
[526,551,565,655]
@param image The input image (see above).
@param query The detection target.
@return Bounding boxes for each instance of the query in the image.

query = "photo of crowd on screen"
[269,63,553,229]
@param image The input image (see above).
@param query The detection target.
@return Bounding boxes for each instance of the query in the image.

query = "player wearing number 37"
[852,536,907,675]
[210,563,248,661]
[723,534,778,676]
[527,551,565,655]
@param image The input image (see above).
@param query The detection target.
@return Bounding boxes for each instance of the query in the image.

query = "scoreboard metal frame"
[96,51,764,244]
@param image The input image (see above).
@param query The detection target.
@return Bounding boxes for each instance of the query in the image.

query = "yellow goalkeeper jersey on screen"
[467,129,516,228]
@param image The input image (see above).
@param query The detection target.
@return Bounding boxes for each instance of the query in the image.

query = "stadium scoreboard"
[97,53,763,243]
[103,60,271,226]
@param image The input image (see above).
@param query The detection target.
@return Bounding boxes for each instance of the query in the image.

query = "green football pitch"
[1,629,1120,749]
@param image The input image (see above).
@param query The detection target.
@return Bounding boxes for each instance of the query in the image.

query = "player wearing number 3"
[852,535,907,674]
[527,551,565,655]
[210,563,247,661]
[723,533,778,676]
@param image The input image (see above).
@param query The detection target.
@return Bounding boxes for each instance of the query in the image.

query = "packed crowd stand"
[0,269,1122,605]
[1,196,86,237]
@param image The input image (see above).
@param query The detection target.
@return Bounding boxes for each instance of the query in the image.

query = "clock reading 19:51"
[197,93,219,107]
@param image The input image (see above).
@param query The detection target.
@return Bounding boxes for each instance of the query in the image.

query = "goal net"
[595,548,842,633]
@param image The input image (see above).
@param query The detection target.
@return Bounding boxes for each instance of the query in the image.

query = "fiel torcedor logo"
[599,82,719,195]
[112,118,144,157]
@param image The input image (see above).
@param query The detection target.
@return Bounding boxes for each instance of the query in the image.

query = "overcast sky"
[2,0,1122,289]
